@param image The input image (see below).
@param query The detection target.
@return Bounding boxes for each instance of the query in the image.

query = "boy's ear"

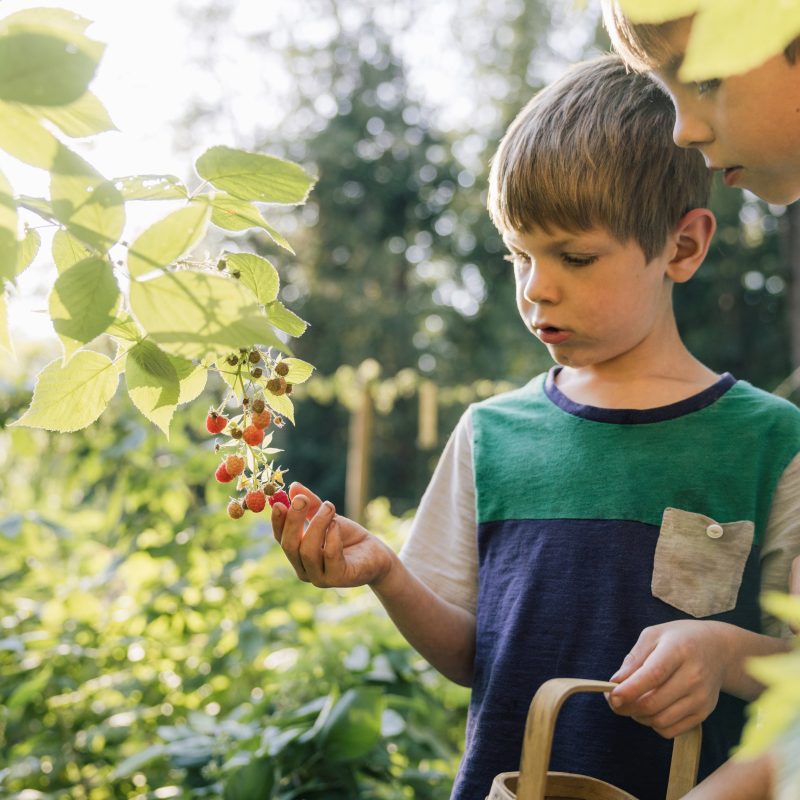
[665,208,716,284]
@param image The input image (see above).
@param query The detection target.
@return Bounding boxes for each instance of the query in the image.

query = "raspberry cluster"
[206,347,295,519]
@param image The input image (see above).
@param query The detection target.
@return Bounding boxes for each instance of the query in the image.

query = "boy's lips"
[711,165,744,187]
[535,325,572,345]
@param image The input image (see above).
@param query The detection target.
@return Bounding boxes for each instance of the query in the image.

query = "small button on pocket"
[652,507,754,618]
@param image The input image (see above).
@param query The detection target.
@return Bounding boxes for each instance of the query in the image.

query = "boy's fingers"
[609,636,656,685]
[288,482,323,520]
[790,555,800,595]
[609,647,679,709]
[298,501,336,581]
[278,494,314,579]
[271,503,286,543]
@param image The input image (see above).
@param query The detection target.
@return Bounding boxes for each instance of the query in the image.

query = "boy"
[271,56,800,799]
[601,1,800,205]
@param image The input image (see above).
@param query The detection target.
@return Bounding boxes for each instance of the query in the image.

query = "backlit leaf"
[52,228,93,273]
[0,166,17,281]
[12,350,119,431]
[24,90,116,137]
[127,201,211,278]
[281,357,314,385]
[209,194,294,251]
[106,311,143,343]
[267,300,307,337]
[196,146,316,205]
[16,227,41,277]
[125,339,180,436]
[170,356,207,405]
[0,289,12,355]
[617,0,700,23]
[225,252,279,305]
[114,174,188,201]
[0,101,62,168]
[264,388,294,425]
[0,32,100,106]
[130,270,285,360]
[48,257,120,359]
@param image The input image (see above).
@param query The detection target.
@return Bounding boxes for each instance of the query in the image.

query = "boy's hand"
[607,620,728,739]
[271,481,395,589]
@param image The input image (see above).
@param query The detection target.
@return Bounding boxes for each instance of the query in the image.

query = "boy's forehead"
[649,18,692,79]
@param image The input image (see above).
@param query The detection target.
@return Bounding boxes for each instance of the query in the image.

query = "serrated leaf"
[18,194,55,220]
[267,300,307,337]
[0,166,17,281]
[281,357,314,384]
[0,289,12,355]
[211,194,270,232]
[0,8,92,41]
[617,0,700,23]
[0,32,100,106]
[114,174,188,201]
[130,270,285,360]
[106,311,143,342]
[125,339,180,436]
[11,351,119,431]
[50,149,125,252]
[170,356,207,405]
[264,389,294,425]
[216,363,243,401]
[16,227,41,277]
[196,146,316,205]
[23,90,116,137]
[127,201,211,278]
[52,228,93,273]
[0,100,63,168]
[48,257,120,359]
[225,252,279,305]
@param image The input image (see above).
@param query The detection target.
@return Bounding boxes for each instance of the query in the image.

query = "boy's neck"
[554,351,720,410]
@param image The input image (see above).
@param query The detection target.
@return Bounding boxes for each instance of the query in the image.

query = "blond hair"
[486,55,710,261]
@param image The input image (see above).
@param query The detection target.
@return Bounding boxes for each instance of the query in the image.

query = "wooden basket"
[487,678,702,800]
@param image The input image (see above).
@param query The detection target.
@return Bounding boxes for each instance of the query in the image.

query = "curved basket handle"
[515,678,702,800]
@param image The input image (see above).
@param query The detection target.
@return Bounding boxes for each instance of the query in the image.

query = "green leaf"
[170,356,208,405]
[282,357,315,385]
[318,688,384,763]
[125,339,180,436]
[196,146,316,205]
[23,90,116,137]
[225,252,279,305]
[209,194,295,252]
[16,227,41,277]
[106,311,143,342]
[264,388,294,425]
[52,228,93,273]
[0,101,61,168]
[761,592,800,629]
[110,744,167,781]
[0,289,12,355]
[50,149,125,252]
[48,257,120,359]
[224,758,274,800]
[127,201,211,278]
[18,194,55,221]
[7,665,52,709]
[617,0,700,23]
[114,174,188,201]
[0,7,92,41]
[12,350,119,431]
[0,166,17,281]
[0,32,100,106]
[130,270,285,360]
[267,300,308,337]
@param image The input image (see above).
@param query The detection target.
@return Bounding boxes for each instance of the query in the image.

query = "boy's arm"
[679,754,774,800]
[609,453,800,738]
[272,486,477,685]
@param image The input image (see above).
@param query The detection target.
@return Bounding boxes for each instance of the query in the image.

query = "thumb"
[609,632,657,684]
[288,482,323,520]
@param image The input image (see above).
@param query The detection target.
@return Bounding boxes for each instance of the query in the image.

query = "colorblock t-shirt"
[400,369,800,800]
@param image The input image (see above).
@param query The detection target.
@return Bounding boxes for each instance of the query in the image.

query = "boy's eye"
[695,78,721,95]
[562,254,597,267]
[503,252,530,265]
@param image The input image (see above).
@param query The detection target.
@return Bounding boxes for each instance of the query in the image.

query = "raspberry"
[225,454,245,477]
[226,353,239,366]
[230,426,243,440]
[243,425,264,446]
[227,500,245,519]
[248,350,261,364]
[252,399,265,414]
[206,411,228,434]
[275,361,289,377]
[268,490,290,508]
[263,481,278,496]
[285,384,293,395]
[250,367,263,378]
[273,415,285,428]
[252,410,272,429]
[215,462,234,483]
[245,490,266,513]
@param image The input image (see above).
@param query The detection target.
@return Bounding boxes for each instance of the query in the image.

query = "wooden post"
[787,202,800,370]
[345,381,373,523]
[417,379,438,449]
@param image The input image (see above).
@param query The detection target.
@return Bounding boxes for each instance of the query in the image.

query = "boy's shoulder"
[470,372,548,413]
[725,379,800,429]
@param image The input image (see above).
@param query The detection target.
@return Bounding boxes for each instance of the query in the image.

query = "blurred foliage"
[0,351,469,798]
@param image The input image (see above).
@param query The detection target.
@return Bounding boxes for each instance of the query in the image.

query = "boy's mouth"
[535,325,572,345]
[721,166,743,187]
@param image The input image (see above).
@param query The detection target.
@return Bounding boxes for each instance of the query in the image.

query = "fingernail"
[322,500,335,514]
[292,496,307,511]
[609,695,622,708]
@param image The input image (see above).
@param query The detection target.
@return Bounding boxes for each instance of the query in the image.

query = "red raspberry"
[225,454,245,477]
[227,500,245,519]
[242,425,264,446]
[215,463,234,483]
[268,490,290,508]
[245,490,266,513]
[206,411,228,434]
[252,410,272,429]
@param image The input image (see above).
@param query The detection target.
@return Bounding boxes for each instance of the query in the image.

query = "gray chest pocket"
[651,507,755,618]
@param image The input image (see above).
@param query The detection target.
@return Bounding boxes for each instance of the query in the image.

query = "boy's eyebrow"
[660,54,684,79]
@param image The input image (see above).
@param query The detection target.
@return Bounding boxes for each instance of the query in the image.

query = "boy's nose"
[672,102,714,150]
[522,265,559,305]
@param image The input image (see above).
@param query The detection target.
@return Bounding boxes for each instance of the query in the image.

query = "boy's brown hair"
[487,55,710,261]
[602,0,800,73]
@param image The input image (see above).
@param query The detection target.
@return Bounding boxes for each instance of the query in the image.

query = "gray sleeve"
[760,452,800,638]
[399,408,479,614]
